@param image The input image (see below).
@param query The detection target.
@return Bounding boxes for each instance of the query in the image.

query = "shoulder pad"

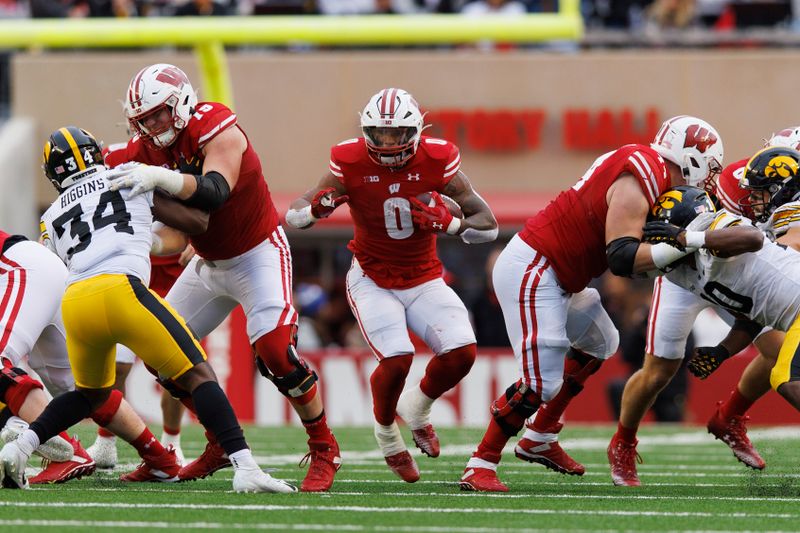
[187,102,237,148]
[331,138,365,165]
[419,136,457,161]
[709,210,749,230]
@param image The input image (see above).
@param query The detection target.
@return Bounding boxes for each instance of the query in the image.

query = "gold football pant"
[770,313,800,390]
[61,274,206,389]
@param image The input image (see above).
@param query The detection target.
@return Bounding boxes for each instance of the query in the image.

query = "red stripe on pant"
[0,256,26,354]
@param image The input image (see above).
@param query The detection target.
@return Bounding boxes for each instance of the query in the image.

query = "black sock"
[0,406,11,428]
[191,381,248,456]
[29,390,93,443]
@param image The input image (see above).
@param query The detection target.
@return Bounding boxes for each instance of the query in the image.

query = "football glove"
[642,221,686,251]
[109,164,184,197]
[687,345,731,380]
[409,192,460,234]
[310,187,349,219]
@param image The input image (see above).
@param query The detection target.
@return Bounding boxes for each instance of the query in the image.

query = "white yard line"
[1,501,798,519]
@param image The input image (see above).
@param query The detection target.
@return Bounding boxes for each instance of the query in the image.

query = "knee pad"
[91,389,123,427]
[491,379,542,437]
[0,360,44,415]
[254,326,317,399]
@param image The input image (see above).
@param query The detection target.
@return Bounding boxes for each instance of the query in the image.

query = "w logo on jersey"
[156,66,190,88]
[683,124,717,153]
[388,183,401,194]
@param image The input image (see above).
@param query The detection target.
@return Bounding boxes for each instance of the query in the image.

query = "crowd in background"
[0,0,795,33]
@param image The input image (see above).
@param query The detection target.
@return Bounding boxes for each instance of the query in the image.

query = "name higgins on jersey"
[60,173,107,208]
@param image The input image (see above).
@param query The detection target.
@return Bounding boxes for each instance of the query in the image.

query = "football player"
[0,126,295,493]
[86,142,193,469]
[641,171,800,418]
[606,130,800,486]
[286,88,498,482]
[459,116,724,492]
[106,64,340,492]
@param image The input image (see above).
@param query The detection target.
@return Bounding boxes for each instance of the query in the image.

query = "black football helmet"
[740,146,800,223]
[649,185,717,228]
[43,126,104,192]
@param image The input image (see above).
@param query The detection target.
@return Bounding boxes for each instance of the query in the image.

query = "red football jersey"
[111,102,279,261]
[330,136,461,289]
[0,229,9,253]
[519,145,671,293]
[715,158,748,216]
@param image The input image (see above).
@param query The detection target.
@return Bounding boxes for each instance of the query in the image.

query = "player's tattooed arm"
[286,172,349,229]
[442,171,498,234]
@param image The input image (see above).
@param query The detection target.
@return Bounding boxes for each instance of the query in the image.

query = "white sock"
[374,422,407,456]
[161,432,181,448]
[15,429,39,458]
[95,434,116,445]
[400,384,434,429]
[228,449,259,471]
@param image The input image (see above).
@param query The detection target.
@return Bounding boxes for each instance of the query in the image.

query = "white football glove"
[108,164,184,197]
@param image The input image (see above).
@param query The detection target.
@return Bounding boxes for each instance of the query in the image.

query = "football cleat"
[707,402,765,470]
[30,437,96,485]
[120,446,180,483]
[299,437,342,492]
[459,467,508,492]
[384,451,420,483]
[408,425,440,458]
[514,438,585,475]
[1,416,73,463]
[86,436,118,469]
[607,434,642,487]
[396,386,440,458]
[0,441,30,489]
[178,439,231,481]
[232,468,298,493]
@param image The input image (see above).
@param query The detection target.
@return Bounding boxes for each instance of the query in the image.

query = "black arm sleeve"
[185,171,231,211]
[606,237,640,277]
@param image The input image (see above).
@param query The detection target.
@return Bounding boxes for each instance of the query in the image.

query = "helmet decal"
[683,124,718,153]
[764,155,799,179]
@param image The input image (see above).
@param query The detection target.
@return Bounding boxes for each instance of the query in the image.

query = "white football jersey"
[666,210,800,332]
[763,201,800,240]
[40,167,154,285]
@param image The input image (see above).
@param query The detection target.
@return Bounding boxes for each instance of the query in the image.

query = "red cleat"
[384,451,420,483]
[515,438,585,475]
[410,424,440,458]
[29,437,96,485]
[607,434,642,487]
[707,402,765,470]
[178,440,231,481]
[300,437,342,492]
[120,446,180,482]
[460,467,509,492]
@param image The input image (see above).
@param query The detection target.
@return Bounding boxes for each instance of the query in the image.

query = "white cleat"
[232,468,298,493]
[0,441,30,489]
[86,436,118,469]
[1,416,72,463]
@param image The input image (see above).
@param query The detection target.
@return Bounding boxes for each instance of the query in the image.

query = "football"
[415,192,464,219]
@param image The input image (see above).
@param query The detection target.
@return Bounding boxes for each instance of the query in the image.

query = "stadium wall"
[12,49,800,214]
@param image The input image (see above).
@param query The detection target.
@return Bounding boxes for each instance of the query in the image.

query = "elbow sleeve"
[606,237,640,277]
[185,171,231,211]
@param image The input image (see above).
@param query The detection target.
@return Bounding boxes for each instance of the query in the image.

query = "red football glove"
[310,187,349,219]
[409,192,458,234]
